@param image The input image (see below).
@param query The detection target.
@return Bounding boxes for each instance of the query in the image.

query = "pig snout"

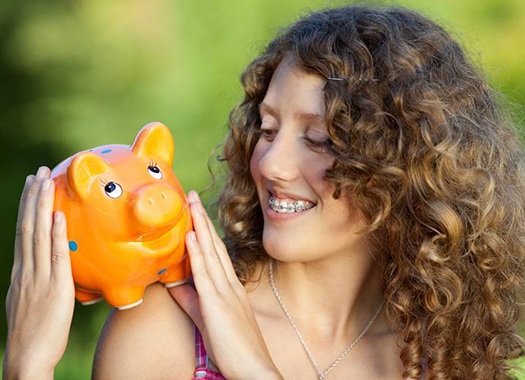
[132,184,184,234]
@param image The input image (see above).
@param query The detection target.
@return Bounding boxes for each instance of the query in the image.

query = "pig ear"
[131,122,174,165]
[67,152,111,200]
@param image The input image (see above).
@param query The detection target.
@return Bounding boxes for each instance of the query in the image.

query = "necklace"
[269,260,385,380]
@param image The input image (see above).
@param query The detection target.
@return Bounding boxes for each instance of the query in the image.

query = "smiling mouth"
[268,195,315,213]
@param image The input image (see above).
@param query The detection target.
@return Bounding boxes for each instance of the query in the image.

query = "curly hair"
[217,5,525,379]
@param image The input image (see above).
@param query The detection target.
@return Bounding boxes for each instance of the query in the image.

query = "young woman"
[5,5,525,379]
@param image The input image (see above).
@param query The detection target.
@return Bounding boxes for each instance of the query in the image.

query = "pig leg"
[104,286,146,310]
[75,288,103,305]
[161,257,191,288]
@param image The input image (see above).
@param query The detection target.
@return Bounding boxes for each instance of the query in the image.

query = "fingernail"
[42,179,52,191]
[190,200,204,214]
[188,231,196,241]
[36,166,48,178]
[54,211,63,223]
[25,175,35,185]
[187,191,199,203]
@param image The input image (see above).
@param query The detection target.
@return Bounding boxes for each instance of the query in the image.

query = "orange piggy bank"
[51,122,192,309]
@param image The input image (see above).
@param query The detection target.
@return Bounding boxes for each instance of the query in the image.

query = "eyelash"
[304,136,330,151]
[259,126,330,151]
[259,127,277,142]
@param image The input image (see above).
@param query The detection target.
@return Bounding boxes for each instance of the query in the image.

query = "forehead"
[263,56,327,116]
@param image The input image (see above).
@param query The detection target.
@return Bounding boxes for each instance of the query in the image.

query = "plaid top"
[193,328,227,380]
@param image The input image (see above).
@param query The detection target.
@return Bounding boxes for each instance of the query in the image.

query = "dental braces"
[268,197,314,213]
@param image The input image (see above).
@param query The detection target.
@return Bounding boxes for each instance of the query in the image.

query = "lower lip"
[264,203,314,220]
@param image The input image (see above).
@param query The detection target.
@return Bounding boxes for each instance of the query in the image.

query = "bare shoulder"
[92,283,195,380]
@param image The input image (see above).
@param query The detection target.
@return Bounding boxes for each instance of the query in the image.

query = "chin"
[263,237,316,263]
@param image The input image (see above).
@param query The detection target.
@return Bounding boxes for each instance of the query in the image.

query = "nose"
[132,183,183,233]
[256,131,300,182]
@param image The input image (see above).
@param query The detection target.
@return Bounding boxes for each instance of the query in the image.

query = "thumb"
[168,283,204,331]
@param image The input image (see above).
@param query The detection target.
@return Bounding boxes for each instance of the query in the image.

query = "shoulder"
[92,283,195,379]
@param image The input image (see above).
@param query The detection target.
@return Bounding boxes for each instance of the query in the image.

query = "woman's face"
[250,57,366,263]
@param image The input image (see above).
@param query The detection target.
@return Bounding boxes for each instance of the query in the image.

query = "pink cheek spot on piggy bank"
[51,122,192,310]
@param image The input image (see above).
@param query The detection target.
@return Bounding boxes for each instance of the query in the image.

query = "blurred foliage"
[1,0,524,378]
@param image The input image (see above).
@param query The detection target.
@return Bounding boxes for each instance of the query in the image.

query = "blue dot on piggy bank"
[69,241,78,251]
[157,268,167,275]
[101,149,112,154]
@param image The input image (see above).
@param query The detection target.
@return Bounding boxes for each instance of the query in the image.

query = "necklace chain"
[269,260,385,380]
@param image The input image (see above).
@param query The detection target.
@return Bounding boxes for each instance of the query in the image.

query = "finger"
[185,230,217,294]
[200,203,238,283]
[15,167,50,276]
[188,192,223,248]
[12,174,36,280]
[33,178,55,277]
[188,199,231,290]
[50,211,73,286]
[188,191,238,284]
[168,283,204,332]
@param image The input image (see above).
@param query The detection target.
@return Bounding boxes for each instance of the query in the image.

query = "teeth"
[269,196,314,213]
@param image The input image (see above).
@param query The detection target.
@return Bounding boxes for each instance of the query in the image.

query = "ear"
[67,152,111,200]
[131,122,174,166]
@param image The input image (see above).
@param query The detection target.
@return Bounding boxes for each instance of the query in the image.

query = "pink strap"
[193,328,227,380]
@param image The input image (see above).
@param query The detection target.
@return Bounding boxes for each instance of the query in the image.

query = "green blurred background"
[1,0,524,378]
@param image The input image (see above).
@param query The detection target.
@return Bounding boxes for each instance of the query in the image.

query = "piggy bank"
[51,122,192,309]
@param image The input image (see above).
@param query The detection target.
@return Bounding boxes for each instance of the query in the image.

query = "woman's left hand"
[168,191,282,380]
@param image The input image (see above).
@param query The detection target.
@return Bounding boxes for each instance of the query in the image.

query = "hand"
[168,191,282,380]
[3,167,75,380]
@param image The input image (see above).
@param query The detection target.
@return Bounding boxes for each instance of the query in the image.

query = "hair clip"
[326,76,379,83]
[359,78,379,82]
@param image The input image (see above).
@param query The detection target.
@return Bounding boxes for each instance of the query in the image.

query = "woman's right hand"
[3,167,75,380]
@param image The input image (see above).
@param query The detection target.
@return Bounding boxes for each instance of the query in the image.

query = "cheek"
[249,142,263,183]
[330,193,365,231]
[307,157,334,192]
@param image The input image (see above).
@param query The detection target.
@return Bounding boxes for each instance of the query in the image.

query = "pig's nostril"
[160,192,166,199]
[148,197,154,206]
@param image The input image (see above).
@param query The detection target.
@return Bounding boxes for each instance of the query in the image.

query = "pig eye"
[148,165,163,180]
[104,182,123,199]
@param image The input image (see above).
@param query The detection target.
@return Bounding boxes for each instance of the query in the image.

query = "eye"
[104,182,123,199]
[259,128,277,142]
[148,165,163,179]
[304,129,330,152]
[304,136,329,149]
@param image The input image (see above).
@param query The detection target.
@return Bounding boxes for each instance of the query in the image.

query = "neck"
[267,254,384,340]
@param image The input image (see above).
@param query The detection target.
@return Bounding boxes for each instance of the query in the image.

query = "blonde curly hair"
[217,5,525,379]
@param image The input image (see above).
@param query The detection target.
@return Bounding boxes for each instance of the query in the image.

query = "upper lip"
[267,187,315,204]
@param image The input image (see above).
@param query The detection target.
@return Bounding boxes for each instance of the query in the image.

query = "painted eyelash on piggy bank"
[51,122,192,310]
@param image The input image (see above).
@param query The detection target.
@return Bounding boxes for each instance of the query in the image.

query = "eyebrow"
[259,103,278,118]
[297,111,325,124]
[259,102,325,124]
